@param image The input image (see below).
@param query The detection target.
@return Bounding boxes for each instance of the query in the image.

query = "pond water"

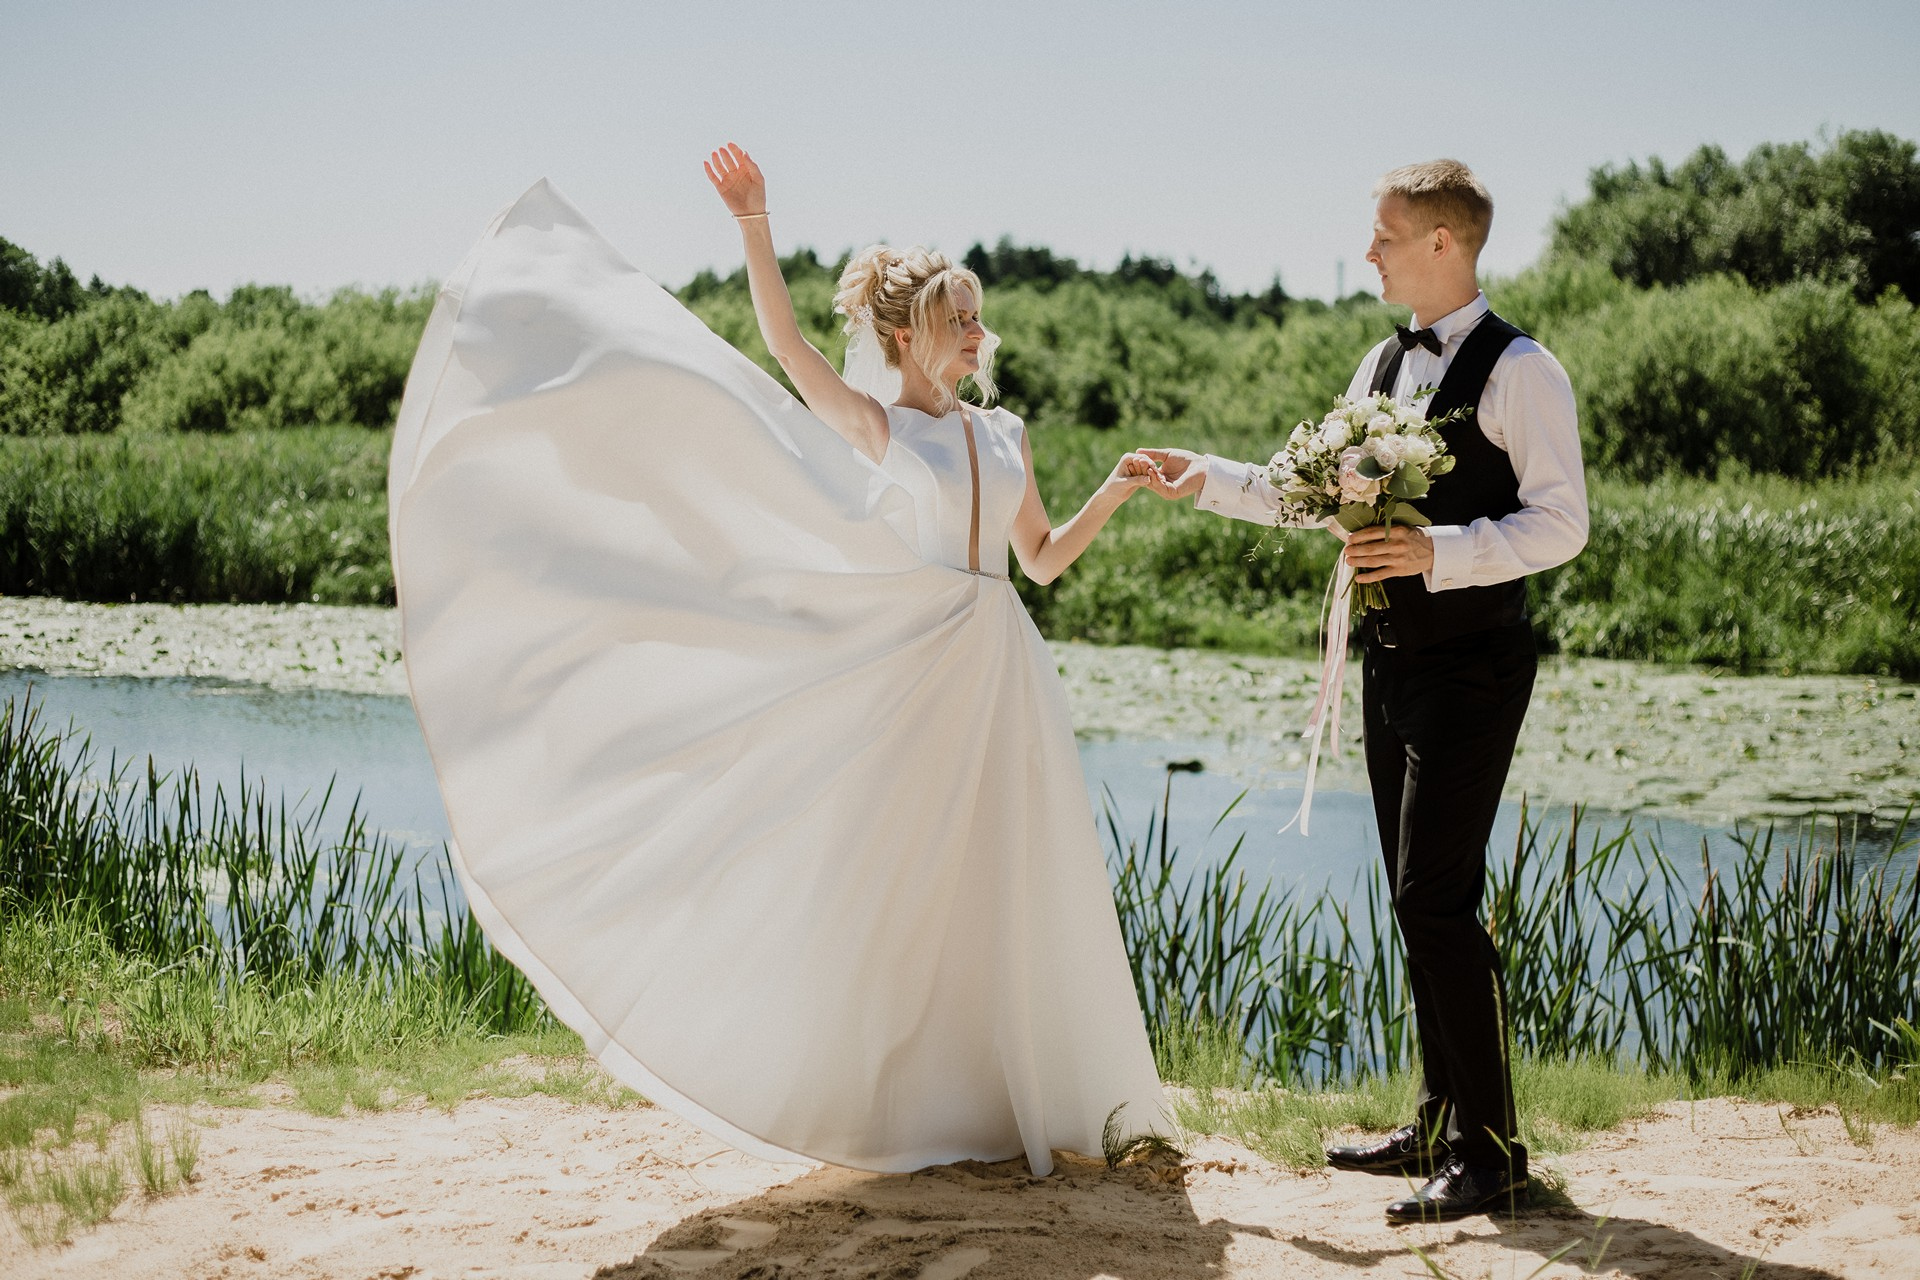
[3,670,1910,904]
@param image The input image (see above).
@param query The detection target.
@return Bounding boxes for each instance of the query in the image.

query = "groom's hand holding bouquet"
[1249,390,1469,613]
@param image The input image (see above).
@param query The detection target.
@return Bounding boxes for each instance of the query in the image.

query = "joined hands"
[1132,447,1432,580]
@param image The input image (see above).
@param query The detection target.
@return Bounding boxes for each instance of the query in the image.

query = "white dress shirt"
[1194,292,1589,592]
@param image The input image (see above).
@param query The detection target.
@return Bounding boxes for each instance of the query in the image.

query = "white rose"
[1367,412,1394,436]
[1364,435,1405,469]
[1318,418,1348,447]
[1400,436,1436,467]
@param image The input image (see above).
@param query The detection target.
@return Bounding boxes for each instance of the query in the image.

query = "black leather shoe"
[1325,1124,1448,1176]
[1385,1155,1530,1223]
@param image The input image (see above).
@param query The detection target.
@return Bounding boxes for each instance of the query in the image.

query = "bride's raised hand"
[704,142,767,218]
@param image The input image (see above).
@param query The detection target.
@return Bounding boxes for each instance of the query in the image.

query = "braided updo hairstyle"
[832,245,998,413]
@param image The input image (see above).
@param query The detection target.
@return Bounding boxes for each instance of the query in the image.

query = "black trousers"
[1362,619,1535,1171]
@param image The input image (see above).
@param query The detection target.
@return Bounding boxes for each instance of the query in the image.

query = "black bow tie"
[1395,324,1443,356]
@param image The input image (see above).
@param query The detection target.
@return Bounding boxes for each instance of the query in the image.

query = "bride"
[387,143,1169,1177]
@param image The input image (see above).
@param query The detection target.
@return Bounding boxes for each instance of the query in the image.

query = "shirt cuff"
[1195,455,1251,513]
[1423,525,1472,591]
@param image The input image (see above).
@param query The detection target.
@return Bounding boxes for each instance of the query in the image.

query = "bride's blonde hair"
[833,245,998,413]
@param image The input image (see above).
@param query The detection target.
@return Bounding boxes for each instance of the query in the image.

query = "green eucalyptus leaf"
[1387,504,1432,528]
[1357,456,1388,480]
[1335,502,1375,533]
[1387,462,1431,499]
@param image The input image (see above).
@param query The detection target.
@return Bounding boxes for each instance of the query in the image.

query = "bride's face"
[936,285,987,384]
[948,289,983,379]
[895,283,987,389]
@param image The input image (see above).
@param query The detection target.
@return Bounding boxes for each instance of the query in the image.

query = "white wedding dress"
[387,181,1166,1176]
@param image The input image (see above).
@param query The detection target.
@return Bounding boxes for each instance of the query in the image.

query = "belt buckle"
[1370,614,1398,649]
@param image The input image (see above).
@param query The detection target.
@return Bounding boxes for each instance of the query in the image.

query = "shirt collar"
[1418,291,1489,346]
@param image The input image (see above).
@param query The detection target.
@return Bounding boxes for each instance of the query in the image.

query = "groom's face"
[1366,195,1431,307]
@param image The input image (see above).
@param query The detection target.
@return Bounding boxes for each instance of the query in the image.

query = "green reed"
[0,692,540,1034]
[0,427,391,605]
[1109,767,1920,1086]
[5,684,1915,1087]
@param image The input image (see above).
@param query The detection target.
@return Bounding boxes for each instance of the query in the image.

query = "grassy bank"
[0,903,634,1244]
[1024,431,1920,676]
[6,902,1915,1243]
[2,428,1915,677]
[0,427,389,605]
[0,690,611,1240]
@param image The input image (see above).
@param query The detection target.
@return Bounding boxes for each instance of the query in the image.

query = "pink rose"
[1337,447,1381,503]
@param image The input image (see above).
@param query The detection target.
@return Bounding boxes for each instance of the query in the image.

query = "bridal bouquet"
[1260,391,1469,838]
[1255,391,1466,615]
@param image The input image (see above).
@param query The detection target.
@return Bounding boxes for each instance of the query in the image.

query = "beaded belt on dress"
[965,569,1010,581]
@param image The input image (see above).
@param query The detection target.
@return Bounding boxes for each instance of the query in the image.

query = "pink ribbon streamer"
[1282,521,1354,838]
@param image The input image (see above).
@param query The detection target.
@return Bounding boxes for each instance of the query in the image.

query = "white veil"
[839,306,902,404]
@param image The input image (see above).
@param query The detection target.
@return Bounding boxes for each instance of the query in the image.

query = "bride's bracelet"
[734,211,769,221]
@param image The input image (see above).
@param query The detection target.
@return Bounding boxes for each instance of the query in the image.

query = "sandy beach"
[7,1090,1917,1279]
[2,597,1916,827]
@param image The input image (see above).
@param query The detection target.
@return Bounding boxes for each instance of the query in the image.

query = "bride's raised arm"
[705,143,890,462]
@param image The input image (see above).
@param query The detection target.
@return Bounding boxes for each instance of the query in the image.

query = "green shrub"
[1552,276,1919,478]
[0,282,426,437]
[120,287,429,434]
[1549,129,1920,303]
[0,293,209,436]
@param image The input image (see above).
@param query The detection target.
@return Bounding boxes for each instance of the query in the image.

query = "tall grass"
[0,427,389,604]
[1110,766,1920,1086]
[0,693,537,1034]
[1535,470,1920,675]
[1,426,1915,675]
[1024,429,1920,677]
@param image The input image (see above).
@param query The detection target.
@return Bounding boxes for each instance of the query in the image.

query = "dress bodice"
[879,405,1027,578]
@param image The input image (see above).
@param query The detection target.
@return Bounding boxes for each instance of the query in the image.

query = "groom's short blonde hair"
[1374,160,1494,257]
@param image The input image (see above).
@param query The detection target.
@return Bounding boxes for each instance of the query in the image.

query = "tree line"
[3,129,1918,482]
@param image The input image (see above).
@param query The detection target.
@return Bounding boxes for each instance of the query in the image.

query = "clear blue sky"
[4,1,1917,302]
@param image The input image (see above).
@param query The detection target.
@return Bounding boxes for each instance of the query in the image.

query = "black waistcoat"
[1369,311,1529,651]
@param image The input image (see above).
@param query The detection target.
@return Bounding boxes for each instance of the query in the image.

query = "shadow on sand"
[594,1150,1849,1280]
[592,1149,1268,1279]
[1286,1196,1844,1280]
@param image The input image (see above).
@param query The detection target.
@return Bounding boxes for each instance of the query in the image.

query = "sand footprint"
[640,1214,778,1270]
[817,1217,998,1277]
[915,1245,993,1280]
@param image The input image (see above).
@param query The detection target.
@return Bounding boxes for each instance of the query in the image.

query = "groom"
[1145,159,1588,1222]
